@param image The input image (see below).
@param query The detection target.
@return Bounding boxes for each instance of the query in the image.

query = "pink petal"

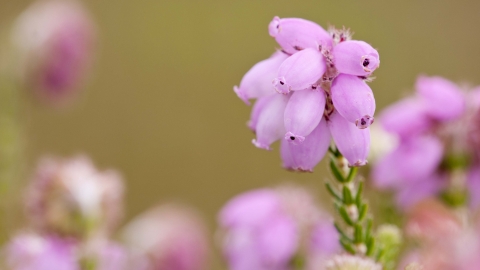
[234,51,289,105]
[332,40,380,76]
[395,174,446,210]
[379,97,431,139]
[284,89,326,142]
[328,110,370,167]
[331,74,375,129]
[257,215,298,267]
[281,120,330,172]
[309,220,341,256]
[252,94,289,150]
[248,94,275,132]
[268,16,332,55]
[219,189,282,228]
[273,48,326,94]
[415,76,466,121]
[372,136,443,189]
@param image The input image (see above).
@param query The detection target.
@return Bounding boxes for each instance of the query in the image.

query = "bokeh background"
[1,0,480,268]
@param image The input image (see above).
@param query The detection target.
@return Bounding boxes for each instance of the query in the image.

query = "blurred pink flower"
[82,238,128,270]
[372,76,480,209]
[25,155,124,238]
[234,16,380,170]
[121,204,210,270]
[218,185,340,270]
[12,0,96,105]
[5,233,128,270]
[400,199,480,270]
[5,233,78,270]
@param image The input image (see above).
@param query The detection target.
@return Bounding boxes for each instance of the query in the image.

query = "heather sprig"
[325,146,381,261]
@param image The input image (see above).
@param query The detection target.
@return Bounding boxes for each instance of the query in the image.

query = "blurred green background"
[2,0,480,268]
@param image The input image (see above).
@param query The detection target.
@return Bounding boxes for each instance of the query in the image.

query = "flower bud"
[234,51,288,105]
[332,40,379,76]
[12,0,96,105]
[273,48,326,94]
[328,110,370,167]
[331,74,375,129]
[268,16,332,55]
[284,89,326,142]
[281,119,330,172]
[25,156,124,238]
[252,94,289,150]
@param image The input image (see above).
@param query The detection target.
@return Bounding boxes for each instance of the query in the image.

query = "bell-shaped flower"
[372,136,444,189]
[268,16,332,55]
[331,74,375,129]
[415,76,466,121]
[332,40,380,76]
[234,51,288,105]
[273,48,326,94]
[122,204,210,270]
[284,89,326,142]
[379,97,431,139]
[328,110,370,166]
[252,94,289,150]
[247,95,275,132]
[281,120,330,172]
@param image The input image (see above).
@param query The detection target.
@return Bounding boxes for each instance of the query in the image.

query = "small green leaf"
[340,238,356,254]
[339,206,354,226]
[366,237,375,257]
[325,183,342,201]
[354,224,363,243]
[330,160,346,182]
[334,222,351,242]
[342,186,354,204]
[376,247,386,262]
[346,167,357,182]
[355,181,364,206]
[365,218,373,240]
[359,203,368,222]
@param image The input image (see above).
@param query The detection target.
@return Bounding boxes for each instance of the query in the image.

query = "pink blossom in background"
[218,185,340,270]
[83,239,129,270]
[5,233,129,270]
[371,76,480,209]
[234,16,380,170]
[25,155,124,238]
[5,233,78,270]
[121,204,210,270]
[12,0,96,105]
[400,199,480,270]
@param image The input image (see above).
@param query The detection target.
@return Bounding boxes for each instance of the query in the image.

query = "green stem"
[326,146,381,260]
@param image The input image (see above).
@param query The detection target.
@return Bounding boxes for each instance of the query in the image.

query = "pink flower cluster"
[372,76,480,209]
[234,16,380,170]
[218,185,340,270]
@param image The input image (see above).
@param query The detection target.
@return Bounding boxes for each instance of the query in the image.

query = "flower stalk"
[326,146,379,260]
